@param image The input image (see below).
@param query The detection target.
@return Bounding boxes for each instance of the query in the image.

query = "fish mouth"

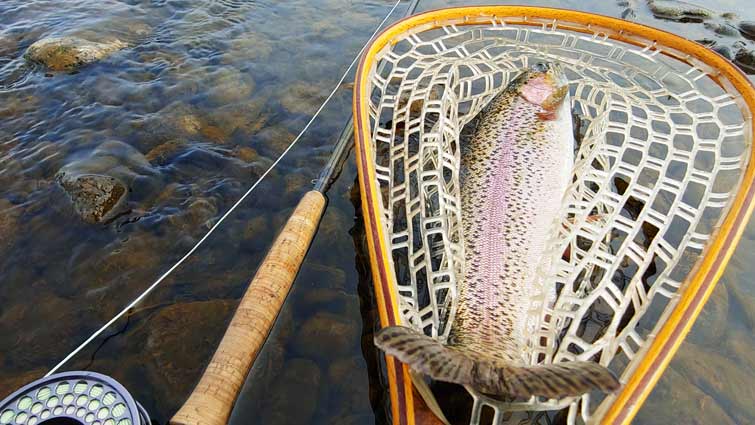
[514,61,569,107]
[529,61,568,87]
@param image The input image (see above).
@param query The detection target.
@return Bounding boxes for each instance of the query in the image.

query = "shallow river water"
[1,0,754,424]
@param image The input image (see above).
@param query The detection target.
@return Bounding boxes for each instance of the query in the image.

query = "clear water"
[0,0,753,424]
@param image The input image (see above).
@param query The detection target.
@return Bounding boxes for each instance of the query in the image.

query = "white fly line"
[46,0,405,377]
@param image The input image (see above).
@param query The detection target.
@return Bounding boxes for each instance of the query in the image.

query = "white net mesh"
[361,12,752,425]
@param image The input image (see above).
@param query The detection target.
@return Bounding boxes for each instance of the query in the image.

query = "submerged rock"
[0,369,46,401]
[25,36,127,71]
[711,43,735,60]
[723,327,755,372]
[260,358,322,425]
[327,356,370,416]
[206,67,255,105]
[292,311,359,360]
[674,343,755,422]
[234,146,259,163]
[637,363,736,425]
[145,139,188,165]
[729,283,755,330]
[299,287,358,316]
[168,197,218,231]
[739,21,755,41]
[704,22,741,37]
[221,33,274,64]
[56,173,126,223]
[56,140,156,223]
[686,277,729,346]
[647,0,716,21]
[0,34,19,58]
[299,261,347,289]
[279,82,326,115]
[0,199,21,259]
[140,300,236,399]
[734,48,755,74]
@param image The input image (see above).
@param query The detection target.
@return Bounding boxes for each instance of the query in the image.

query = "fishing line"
[47,0,405,376]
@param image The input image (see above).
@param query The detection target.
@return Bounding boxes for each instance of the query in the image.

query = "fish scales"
[375,64,620,400]
[454,66,574,364]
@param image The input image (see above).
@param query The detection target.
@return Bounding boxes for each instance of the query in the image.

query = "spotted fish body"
[454,64,574,363]
[375,64,619,399]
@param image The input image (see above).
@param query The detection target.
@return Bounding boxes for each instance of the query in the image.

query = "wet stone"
[25,36,127,71]
[0,199,21,259]
[0,94,39,120]
[284,172,309,196]
[56,140,155,223]
[332,415,373,425]
[0,34,19,57]
[292,311,359,360]
[646,0,716,21]
[0,294,83,370]
[674,342,755,422]
[739,21,755,40]
[207,100,268,139]
[637,363,736,425]
[723,327,755,371]
[260,358,322,425]
[704,22,740,37]
[686,277,729,346]
[233,146,259,163]
[199,124,228,144]
[69,231,165,295]
[177,113,203,135]
[300,262,347,290]
[168,197,218,231]
[56,173,126,223]
[734,48,755,74]
[221,33,273,64]
[729,283,755,330]
[0,369,46,401]
[279,82,326,115]
[206,67,255,105]
[253,125,297,156]
[327,356,370,416]
[145,139,187,165]
[299,287,358,316]
[711,43,735,60]
[243,214,270,239]
[140,300,236,400]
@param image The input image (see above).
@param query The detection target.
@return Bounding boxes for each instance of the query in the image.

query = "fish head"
[513,62,570,118]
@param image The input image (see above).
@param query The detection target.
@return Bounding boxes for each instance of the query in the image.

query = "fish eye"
[532,62,549,72]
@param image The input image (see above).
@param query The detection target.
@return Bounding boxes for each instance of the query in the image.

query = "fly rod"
[170,1,422,424]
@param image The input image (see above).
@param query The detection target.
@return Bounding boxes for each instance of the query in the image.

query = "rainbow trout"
[375,63,619,399]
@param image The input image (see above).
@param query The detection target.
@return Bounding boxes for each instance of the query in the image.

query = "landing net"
[354,6,755,424]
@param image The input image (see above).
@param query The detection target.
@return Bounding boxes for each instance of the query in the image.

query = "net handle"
[353,6,755,424]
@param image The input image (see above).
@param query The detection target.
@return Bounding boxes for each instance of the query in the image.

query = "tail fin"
[375,326,619,399]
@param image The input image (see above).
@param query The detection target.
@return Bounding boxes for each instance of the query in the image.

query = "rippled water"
[1,0,754,424]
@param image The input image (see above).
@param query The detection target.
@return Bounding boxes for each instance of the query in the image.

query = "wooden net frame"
[353,6,755,425]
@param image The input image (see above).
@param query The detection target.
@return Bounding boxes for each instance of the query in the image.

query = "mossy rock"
[25,36,127,71]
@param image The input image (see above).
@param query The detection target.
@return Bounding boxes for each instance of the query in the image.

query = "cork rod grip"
[170,190,327,425]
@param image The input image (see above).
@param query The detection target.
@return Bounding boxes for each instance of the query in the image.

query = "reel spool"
[0,372,150,425]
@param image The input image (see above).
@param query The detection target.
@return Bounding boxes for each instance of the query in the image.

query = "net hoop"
[353,6,755,425]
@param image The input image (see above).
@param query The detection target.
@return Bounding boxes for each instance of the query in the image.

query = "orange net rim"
[352,5,755,425]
